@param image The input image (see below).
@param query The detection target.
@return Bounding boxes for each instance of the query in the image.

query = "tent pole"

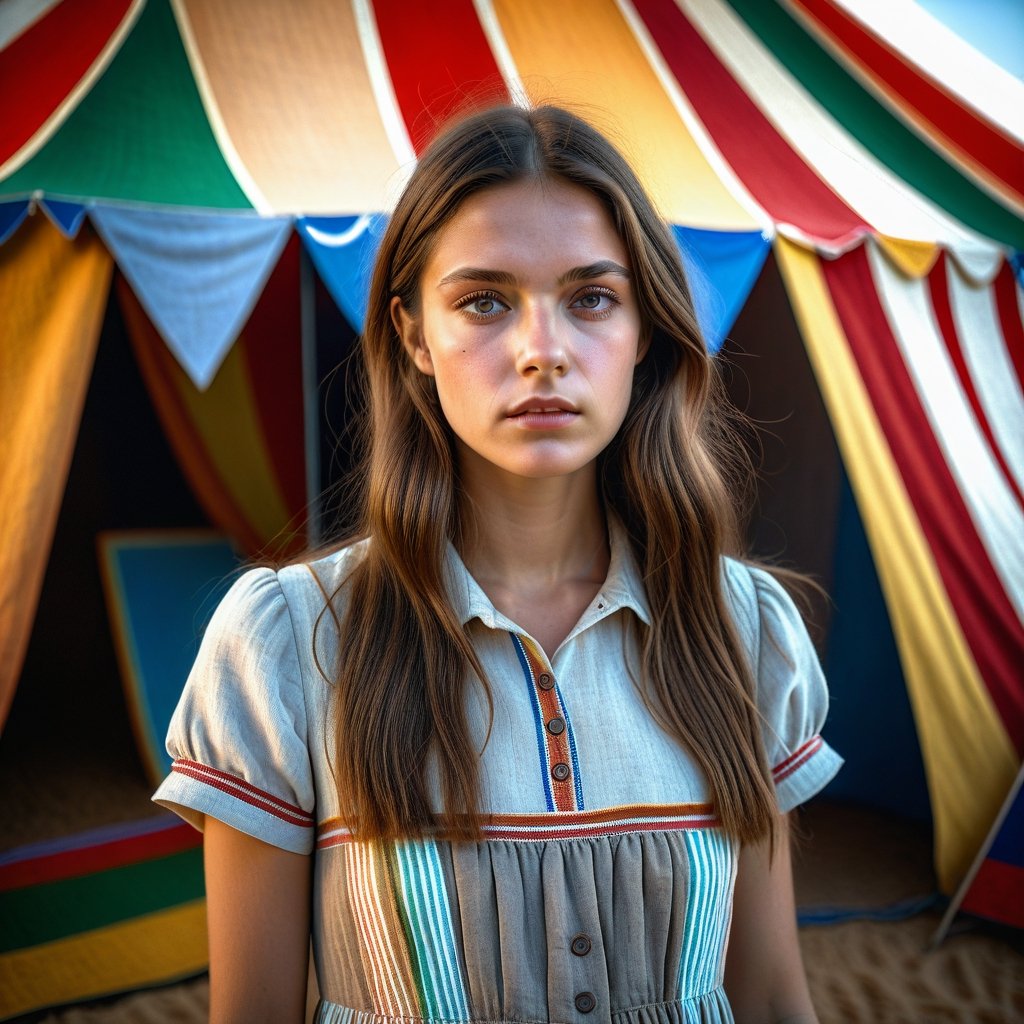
[300,245,322,546]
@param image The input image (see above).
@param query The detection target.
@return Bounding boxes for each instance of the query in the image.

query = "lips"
[507,396,578,417]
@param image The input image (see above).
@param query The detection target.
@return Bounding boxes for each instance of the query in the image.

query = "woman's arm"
[723,814,818,1024]
[203,816,313,1024]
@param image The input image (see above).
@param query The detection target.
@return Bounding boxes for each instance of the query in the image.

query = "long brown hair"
[323,104,777,845]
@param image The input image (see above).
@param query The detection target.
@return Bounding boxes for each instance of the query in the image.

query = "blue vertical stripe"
[678,830,738,999]
[558,696,585,810]
[510,632,556,811]
[393,839,471,1021]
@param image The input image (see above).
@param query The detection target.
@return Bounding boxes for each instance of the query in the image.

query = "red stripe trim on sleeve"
[171,759,313,828]
[772,735,824,783]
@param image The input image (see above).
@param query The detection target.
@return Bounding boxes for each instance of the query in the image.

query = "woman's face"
[393,177,645,485]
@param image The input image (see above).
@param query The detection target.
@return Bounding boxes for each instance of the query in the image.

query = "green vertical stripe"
[0,848,204,952]
[0,0,250,208]
[724,0,1024,249]
[385,843,431,1017]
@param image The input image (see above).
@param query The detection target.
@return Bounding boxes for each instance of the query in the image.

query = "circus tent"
[1,0,1022,990]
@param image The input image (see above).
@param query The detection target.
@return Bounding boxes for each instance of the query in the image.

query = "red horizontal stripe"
[371,0,508,153]
[0,822,200,892]
[789,0,1024,205]
[773,736,823,782]
[632,0,865,245]
[172,760,313,827]
[960,858,1024,928]
[824,247,1024,749]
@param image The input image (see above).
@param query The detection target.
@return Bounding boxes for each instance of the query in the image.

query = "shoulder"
[720,556,843,811]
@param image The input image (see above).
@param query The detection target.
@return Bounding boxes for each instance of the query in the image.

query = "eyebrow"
[436,260,631,289]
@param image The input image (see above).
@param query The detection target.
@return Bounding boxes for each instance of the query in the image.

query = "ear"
[391,296,434,376]
[635,322,653,364]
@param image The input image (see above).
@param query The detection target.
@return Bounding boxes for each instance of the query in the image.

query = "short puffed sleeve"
[152,567,316,854]
[723,559,843,813]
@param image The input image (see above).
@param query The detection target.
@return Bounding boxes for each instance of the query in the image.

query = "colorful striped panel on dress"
[677,829,737,1000]
[344,840,470,1021]
[510,632,584,812]
[316,804,719,849]
[170,759,315,828]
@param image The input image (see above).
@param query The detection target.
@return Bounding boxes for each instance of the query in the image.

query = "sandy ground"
[17,800,1021,1024]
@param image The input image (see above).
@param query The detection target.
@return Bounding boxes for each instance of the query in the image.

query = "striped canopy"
[1,0,1022,902]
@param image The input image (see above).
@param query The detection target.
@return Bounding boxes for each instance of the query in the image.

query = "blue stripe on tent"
[42,199,89,238]
[91,206,292,389]
[298,214,389,333]
[1012,252,1023,287]
[672,227,771,354]
[98,531,239,782]
[0,200,29,245]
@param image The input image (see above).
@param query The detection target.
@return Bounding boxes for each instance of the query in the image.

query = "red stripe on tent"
[959,858,1024,928]
[371,0,508,153]
[632,0,865,246]
[823,247,1024,749]
[992,261,1024,393]
[0,822,200,892]
[927,254,1024,508]
[0,0,133,167]
[789,0,1024,206]
[236,236,306,525]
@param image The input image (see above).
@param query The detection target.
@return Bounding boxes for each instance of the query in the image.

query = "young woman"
[155,104,842,1024]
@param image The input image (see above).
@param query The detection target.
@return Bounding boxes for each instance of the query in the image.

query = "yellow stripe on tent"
[174,0,405,215]
[0,899,208,1020]
[775,236,1017,892]
[491,0,759,229]
[0,215,112,734]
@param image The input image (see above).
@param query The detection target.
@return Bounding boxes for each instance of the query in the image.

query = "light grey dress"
[154,521,842,1024]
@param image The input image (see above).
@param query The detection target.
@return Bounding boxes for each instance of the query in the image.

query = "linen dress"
[154,519,842,1024]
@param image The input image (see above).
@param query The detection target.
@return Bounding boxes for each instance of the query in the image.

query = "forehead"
[423,177,629,280]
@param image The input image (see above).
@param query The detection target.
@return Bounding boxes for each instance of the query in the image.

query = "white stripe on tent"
[945,258,1024,500]
[614,0,771,232]
[471,0,528,104]
[681,0,1000,279]
[866,240,1024,621]
[352,0,417,202]
[830,0,1024,143]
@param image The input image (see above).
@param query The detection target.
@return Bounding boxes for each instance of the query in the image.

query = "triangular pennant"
[41,199,89,238]
[672,227,772,352]
[297,214,388,332]
[0,200,29,245]
[91,205,292,389]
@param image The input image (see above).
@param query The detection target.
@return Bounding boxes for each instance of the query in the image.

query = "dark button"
[538,672,554,690]
[551,762,570,782]
[575,992,596,1014]
[570,933,592,956]
[546,717,566,735]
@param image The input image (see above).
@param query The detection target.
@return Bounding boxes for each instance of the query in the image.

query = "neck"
[456,456,609,589]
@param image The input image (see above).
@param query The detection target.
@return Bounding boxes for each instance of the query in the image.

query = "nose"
[515,304,568,376]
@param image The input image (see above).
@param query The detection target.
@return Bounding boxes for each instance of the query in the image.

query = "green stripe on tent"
[0,847,203,952]
[725,0,1024,249]
[0,0,250,208]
